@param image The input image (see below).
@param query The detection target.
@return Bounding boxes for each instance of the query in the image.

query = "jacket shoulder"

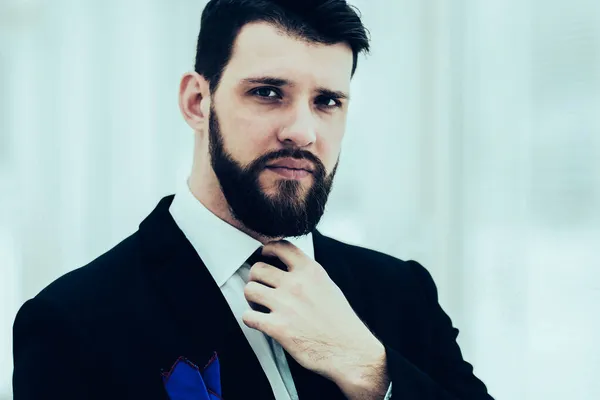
[321,233,444,306]
[34,232,143,310]
[316,232,421,276]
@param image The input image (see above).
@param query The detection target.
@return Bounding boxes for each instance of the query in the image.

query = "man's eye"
[315,96,341,108]
[252,87,280,99]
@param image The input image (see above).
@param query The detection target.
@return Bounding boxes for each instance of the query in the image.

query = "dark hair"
[194,0,370,93]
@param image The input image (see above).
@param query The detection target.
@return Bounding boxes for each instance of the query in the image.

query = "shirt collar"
[169,180,314,287]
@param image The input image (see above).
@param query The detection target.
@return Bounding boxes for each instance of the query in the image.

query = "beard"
[208,105,337,238]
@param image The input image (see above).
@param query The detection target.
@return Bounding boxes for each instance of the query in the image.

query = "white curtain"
[1,0,599,398]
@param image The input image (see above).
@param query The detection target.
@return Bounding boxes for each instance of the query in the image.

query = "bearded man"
[13,1,492,399]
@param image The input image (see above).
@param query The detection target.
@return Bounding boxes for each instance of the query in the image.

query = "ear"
[179,72,211,131]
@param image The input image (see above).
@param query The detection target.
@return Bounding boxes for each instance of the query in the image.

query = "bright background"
[1,0,599,399]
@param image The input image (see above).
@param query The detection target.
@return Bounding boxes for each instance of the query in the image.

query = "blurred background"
[1,0,599,398]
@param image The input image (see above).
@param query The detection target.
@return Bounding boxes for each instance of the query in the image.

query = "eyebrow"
[240,76,350,100]
[318,88,349,101]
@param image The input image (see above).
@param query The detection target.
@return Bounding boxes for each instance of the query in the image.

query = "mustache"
[251,148,326,173]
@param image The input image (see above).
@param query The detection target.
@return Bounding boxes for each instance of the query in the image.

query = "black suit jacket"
[13,196,492,399]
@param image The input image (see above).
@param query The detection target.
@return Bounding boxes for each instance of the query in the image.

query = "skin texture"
[178,22,389,399]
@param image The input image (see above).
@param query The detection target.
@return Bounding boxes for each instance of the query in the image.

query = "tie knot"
[246,247,288,271]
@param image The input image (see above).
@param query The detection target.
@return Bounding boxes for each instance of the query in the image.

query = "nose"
[277,105,317,148]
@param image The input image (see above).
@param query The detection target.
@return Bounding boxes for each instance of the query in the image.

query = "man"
[12,0,493,399]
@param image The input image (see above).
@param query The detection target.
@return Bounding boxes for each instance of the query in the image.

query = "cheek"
[318,121,345,172]
[221,110,278,163]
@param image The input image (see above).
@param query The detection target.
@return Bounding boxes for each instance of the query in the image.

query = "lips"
[265,158,314,172]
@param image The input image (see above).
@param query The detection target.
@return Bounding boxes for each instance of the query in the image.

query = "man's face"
[207,22,353,238]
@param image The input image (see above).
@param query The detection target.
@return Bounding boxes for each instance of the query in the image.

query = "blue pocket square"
[162,352,222,400]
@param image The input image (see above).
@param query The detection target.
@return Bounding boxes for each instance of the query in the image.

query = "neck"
[187,172,282,245]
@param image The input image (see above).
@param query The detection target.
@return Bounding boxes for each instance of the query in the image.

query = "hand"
[241,240,389,397]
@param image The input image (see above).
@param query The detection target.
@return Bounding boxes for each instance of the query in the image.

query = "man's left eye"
[316,96,341,108]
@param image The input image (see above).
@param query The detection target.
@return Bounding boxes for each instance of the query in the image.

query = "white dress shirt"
[169,181,392,399]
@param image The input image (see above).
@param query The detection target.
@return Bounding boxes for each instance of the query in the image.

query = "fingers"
[242,309,275,336]
[249,262,286,288]
[244,280,277,311]
[242,309,287,341]
[261,240,307,272]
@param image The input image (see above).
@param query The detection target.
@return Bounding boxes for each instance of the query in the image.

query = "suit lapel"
[139,196,276,399]
[138,197,366,399]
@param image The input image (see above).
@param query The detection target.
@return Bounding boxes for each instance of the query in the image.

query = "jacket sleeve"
[13,297,94,399]
[384,261,494,399]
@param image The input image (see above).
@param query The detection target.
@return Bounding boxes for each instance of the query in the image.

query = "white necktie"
[239,261,300,400]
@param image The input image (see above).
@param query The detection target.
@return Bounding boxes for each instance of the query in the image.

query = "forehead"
[222,21,353,90]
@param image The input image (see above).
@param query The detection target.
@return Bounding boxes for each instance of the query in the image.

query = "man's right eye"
[251,87,281,99]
